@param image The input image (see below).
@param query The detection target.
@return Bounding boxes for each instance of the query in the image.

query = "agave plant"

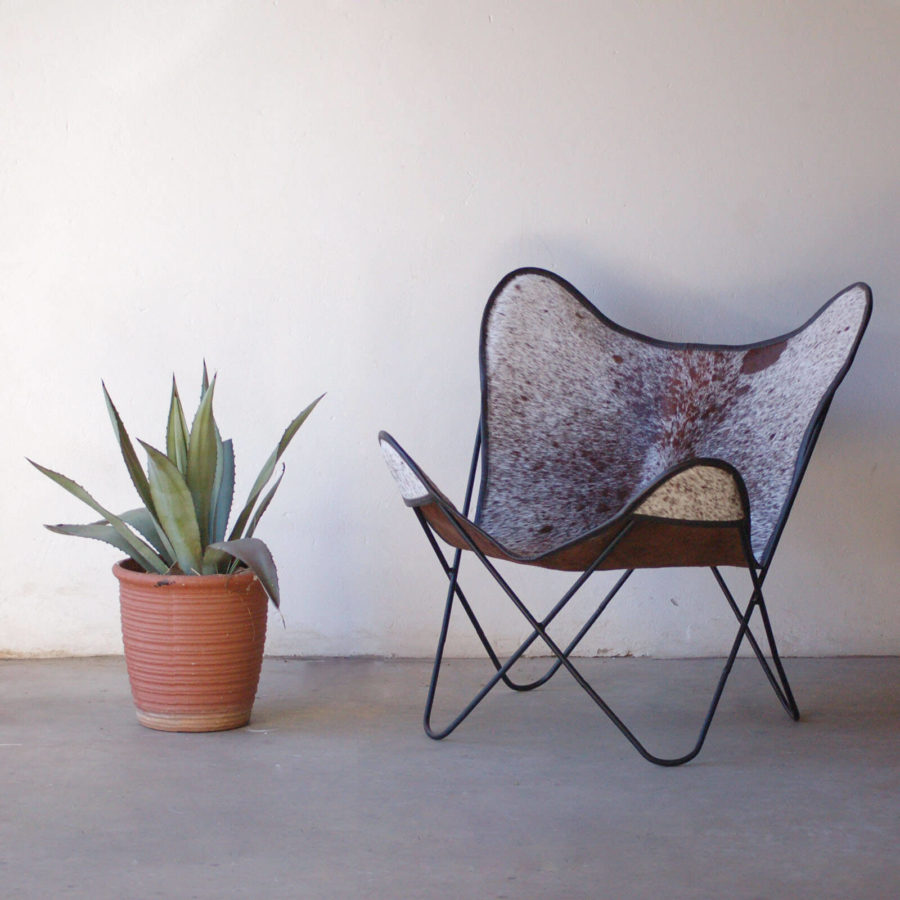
[29,365,322,607]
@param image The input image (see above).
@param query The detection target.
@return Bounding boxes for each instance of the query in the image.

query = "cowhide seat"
[379,268,871,765]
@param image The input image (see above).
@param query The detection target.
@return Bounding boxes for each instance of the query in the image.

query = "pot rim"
[113,558,259,590]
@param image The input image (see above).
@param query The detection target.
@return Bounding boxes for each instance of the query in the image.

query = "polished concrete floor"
[1,656,898,899]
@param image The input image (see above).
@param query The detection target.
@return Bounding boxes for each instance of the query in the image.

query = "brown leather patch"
[741,341,785,374]
[419,502,749,571]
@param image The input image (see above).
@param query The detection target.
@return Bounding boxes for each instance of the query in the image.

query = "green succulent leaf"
[207,537,281,607]
[117,507,176,567]
[186,376,218,547]
[210,437,234,544]
[140,441,203,575]
[229,393,324,541]
[244,464,285,540]
[102,385,178,563]
[165,377,190,475]
[102,383,156,515]
[28,459,167,574]
[201,360,210,398]
[201,546,231,575]
[46,521,141,562]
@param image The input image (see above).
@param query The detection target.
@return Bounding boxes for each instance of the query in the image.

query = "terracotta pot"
[113,560,268,732]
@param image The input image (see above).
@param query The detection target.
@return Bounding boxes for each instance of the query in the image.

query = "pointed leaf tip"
[208,537,280,607]
[228,393,323,541]
[101,382,156,516]
[29,458,167,574]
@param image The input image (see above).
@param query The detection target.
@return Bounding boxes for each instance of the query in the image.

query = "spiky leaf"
[46,521,140,562]
[207,537,280,607]
[229,393,324,540]
[165,378,190,475]
[102,383,155,515]
[210,438,234,544]
[140,441,203,574]
[28,460,167,573]
[186,376,218,547]
[244,464,285,540]
[118,507,176,567]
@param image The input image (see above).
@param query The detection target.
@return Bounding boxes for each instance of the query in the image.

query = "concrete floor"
[1,656,898,899]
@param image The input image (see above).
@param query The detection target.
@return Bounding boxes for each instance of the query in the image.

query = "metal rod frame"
[415,425,800,767]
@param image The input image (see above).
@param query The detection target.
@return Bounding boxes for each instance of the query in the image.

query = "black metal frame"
[415,423,799,766]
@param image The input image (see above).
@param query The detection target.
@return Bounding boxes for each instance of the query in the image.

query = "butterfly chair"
[379,269,871,766]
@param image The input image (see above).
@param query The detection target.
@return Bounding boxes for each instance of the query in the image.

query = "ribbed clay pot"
[113,560,268,732]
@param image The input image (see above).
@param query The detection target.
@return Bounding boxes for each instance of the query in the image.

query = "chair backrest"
[476,269,871,565]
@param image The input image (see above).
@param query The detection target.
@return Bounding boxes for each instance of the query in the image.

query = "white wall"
[2,1,898,658]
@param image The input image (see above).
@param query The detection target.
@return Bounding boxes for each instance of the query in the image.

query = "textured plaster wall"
[2,1,898,658]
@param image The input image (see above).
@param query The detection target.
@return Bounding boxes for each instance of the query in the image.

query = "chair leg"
[749,572,801,720]
[503,568,635,692]
[416,513,797,766]
[461,542,763,766]
[417,518,555,693]
[418,513,635,739]
[711,567,800,720]
[420,508,635,693]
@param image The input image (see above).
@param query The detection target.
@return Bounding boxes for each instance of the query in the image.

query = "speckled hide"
[477,271,871,563]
